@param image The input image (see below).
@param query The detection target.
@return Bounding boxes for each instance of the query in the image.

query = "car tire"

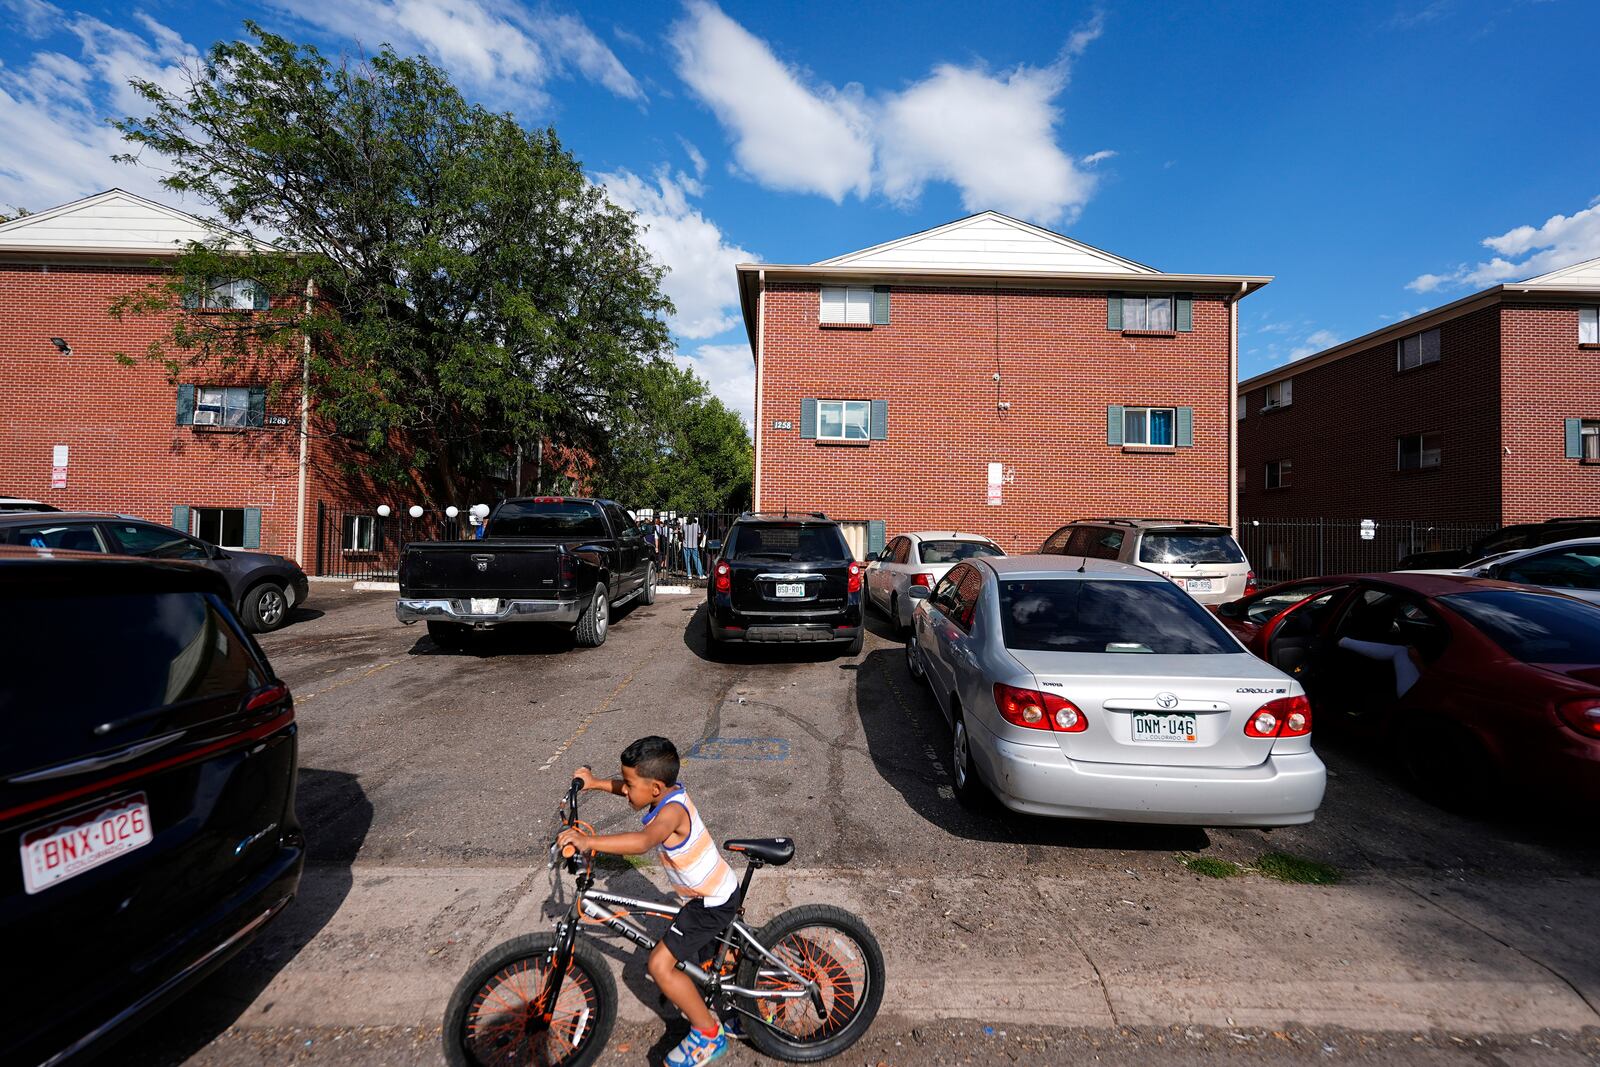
[1404,716,1495,813]
[841,631,864,657]
[950,709,989,810]
[574,583,609,647]
[703,611,728,661]
[426,621,469,650]
[641,562,657,605]
[906,636,927,685]
[243,581,290,633]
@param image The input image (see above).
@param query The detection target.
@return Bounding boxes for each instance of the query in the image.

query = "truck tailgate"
[400,541,568,599]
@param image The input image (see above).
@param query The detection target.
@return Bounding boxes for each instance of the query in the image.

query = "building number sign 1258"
[772,419,794,430]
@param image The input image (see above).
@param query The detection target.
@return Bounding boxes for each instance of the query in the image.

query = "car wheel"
[244,582,289,633]
[574,583,609,647]
[950,710,988,810]
[1404,717,1495,813]
[841,630,864,657]
[427,621,469,651]
[642,563,657,605]
[704,611,729,661]
[906,636,927,684]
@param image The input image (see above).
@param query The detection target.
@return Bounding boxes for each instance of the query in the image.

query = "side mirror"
[908,585,931,599]
[1215,600,1240,619]
[863,552,879,563]
[209,544,228,560]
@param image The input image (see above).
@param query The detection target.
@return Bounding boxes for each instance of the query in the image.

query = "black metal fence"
[1237,517,1496,584]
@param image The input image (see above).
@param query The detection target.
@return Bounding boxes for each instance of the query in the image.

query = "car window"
[6,522,107,552]
[917,540,1004,565]
[998,578,1238,654]
[954,566,985,631]
[725,523,848,563]
[1243,581,1340,624]
[1084,529,1124,560]
[1500,547,1600,590]
[1334,587,1449,661]
[603,504,635,535]
[1040,526,1072,554]
[892,538,911,564]
[1138,529,1246,564]
[1442,589,1600,664]
[107,522,210,560]
[930,569,962,612]
[1475,525,1540,556]
[490,501,607,538]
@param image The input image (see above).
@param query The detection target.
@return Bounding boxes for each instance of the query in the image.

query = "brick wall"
[1500,302,1600,522]
[1237,304,1503,525]
[756,282,1233,554]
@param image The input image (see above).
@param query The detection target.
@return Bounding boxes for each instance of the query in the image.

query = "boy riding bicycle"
[556,736,737,1067]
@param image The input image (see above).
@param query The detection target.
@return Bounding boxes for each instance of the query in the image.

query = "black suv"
[705,513,864,657]
[0,546,303,1064]
[1397,516,1600,569]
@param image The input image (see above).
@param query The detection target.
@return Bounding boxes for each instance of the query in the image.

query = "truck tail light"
[1244,695,1312,738]
[993,683,1087,732]
[847,561,863,593]
[532,496,565,503]
[1557,698,1600,739]
[713,560,731,593]
[1244,570,1259,596]
[559,554,575,585]
[911,572,935,587]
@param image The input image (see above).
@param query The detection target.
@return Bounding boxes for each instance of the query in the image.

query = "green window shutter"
[242,507,262,549]
[247,386,266,428]
[871,285,891,325]
[867,520,886,557]
[799,398,818,439]
[172,505,190,533]
[176,384,195,426]
[1565,418,1583,459]
[870,399,888,440]
[1107,292,1124,330]
[1176,406,1194,447]
[1175,294,1193,332]
[1107,404,1125,446]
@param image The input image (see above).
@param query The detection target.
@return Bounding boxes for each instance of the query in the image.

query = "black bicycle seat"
[724,837,795,866]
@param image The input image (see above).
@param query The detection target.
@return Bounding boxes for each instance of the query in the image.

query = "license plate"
[469,598,499,615]
[21,793,153,895]
[774,583,806,598]
[1185,579,1213,593]
[1132,714,1198,743]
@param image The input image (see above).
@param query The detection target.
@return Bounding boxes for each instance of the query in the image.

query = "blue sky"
[3,0,1598,418]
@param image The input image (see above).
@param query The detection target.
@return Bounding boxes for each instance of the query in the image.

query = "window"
[1263,379,1293,409]
[1139,529,1246,565]
[194,507,247,547]
[343,514,376,551]
[490,501,607,538]
[724,523,849,563]
[1040,526,1072,553]
[1581,307,1598,345]
[194,386,252,427]
[1237,400,1246,421]
[1586,421,1600,462]
[1445,589,1600,665]
[185,278,268,311]
[891,538,911,564]
[998,578,1237,654]
[1265,459,1292,489]
[1123,406,1176,446]
[1396,327,1441,371]
[1498,547,1600,591]
[818,399,871,441]
[1397,432,1442,471]
[7,522,106,552]
[819,286,873,325]
[1121,294,1173,331]
[107,522,209,560]
[916,540,1003,564]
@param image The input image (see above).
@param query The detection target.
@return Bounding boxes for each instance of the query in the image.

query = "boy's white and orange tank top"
[641,785,739,906]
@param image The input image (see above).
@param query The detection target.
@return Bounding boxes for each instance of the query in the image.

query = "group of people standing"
[643,514,707,580]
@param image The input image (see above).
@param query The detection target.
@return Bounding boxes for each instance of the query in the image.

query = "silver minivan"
[1039,519,1255,605]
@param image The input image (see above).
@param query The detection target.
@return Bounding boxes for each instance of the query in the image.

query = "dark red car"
[1218,572,1600,809]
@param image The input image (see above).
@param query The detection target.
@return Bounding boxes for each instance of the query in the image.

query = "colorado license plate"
[1185,579,1213,593]
[21,793,153,895]
[1132,714,1197,743]
[469,598,499,615]
[774,583,806,598]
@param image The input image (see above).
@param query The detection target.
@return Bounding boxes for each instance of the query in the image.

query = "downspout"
[753,269,766,511]
[294,278,313,567]
[1229,282,1244,533]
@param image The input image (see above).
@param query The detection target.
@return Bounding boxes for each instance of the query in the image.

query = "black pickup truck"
[396,497,655,648]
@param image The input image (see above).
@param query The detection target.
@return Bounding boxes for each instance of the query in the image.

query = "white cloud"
[1407,195,1600,292]
[1288,328,1341,361]
[678,136,707,178]
[267,0,642,106]
[673,341,755,425]
[597,165,754,340]
[669,0,872,202]
[1081,149,1116,165]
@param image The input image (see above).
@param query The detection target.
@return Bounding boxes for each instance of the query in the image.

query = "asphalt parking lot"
[128,584,1600,1065]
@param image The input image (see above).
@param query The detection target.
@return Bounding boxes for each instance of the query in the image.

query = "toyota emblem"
[1155,692,1179,710]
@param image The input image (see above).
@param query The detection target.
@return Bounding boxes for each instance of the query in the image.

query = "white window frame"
[1582,420,1600,462]
[816,399,871,441]
[195,385,251,427]
[1263,379,1293,410]
[192,278,266,311]
[1122,406,1177,447]
[819,286,873,325]
[1122,294,1174,331]
[343,514,377,551]
[1397,327,1441,371]
[1397,432,1442,471]
[1265,459,1292,489]
[1581,307,1599,345]
[193,506,247,548]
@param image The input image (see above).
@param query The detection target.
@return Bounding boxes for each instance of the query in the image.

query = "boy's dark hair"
[621,736,679,785]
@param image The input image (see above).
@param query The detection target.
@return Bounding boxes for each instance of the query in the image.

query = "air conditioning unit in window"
[192,409,220,426]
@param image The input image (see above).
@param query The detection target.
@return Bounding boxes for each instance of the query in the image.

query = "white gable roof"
[1519,256,1600,290]
[0,189,269,254]
[815,211,1158,275]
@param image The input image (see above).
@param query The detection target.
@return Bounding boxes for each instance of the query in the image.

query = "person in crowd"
[683,515,704,579]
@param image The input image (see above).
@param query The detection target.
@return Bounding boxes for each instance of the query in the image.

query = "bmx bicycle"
[443,778,884,1065]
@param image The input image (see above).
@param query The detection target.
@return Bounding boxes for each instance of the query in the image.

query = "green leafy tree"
[111,24,675,504]
[597,361,752,512]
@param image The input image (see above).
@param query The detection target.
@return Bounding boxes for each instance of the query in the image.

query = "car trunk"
[1008,649,1292,769]
[730,559,848,613]
[400,540,567,599]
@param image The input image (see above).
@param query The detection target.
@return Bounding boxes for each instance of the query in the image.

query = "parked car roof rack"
[1543,516,1600,523]
[1077,517,1222,526]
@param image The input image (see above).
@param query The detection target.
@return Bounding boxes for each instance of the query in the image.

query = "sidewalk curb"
[352,581,400,592]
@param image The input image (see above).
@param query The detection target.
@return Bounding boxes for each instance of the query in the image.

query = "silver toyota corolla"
[906,554,1326,826]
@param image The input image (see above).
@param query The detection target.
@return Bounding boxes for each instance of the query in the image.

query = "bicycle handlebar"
[558,777,584,861]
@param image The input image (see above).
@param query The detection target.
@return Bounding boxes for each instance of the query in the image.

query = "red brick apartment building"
[0,189,383,570]
[1237,256,1600,532]
[737,212,1270,556]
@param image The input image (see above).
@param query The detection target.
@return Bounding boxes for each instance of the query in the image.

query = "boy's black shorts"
[661,895,741,965]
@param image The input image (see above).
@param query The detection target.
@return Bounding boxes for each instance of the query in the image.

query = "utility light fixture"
[49,337,71,355]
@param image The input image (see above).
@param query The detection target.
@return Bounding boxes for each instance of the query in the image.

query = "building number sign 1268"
[772,420,794,430]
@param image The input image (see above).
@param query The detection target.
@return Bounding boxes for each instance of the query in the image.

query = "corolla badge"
[1155,692,1179,709]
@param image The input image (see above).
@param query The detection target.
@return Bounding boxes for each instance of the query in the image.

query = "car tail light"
[245,682,291,714]
[911,573,935,587]
[847,561,863,593]
[1244,694,1312,738]
[1557,698,1600,738]
[993,683,1087,732]
[713,560,731,593]
[1244,570,1259,596]
[533,496,565,503]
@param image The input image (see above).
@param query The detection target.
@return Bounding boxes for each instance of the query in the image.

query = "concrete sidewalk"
[201,862,1600,1037]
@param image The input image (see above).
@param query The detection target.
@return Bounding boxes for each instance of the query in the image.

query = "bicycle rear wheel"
[443,933,616,1067]
[734,904,885,1062]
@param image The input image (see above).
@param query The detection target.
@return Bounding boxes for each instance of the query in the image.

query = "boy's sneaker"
[665,1025,727,1066]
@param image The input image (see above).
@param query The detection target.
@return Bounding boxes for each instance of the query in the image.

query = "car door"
[919,564,974,718]
[1256,586,1352,684]
[868,537,901,609]
[882,536,913,610]
[605,505,646,593]
[945,565,989,719]
[1314,585,1451,720]
[1493,544,1600,605]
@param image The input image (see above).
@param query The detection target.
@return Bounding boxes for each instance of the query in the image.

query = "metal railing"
[314,503,466,579]
[1236,517,1495,584]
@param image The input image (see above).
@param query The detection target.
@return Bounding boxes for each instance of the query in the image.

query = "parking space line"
[297,660,398,703]
[536,661,646,772]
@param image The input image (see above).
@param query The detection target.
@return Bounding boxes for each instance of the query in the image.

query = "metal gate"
[1237,517,1496,584]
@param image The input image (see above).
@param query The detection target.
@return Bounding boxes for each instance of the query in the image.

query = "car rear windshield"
[489,501,607,538]
[1440,589,1600,664]
[725,523,848,562]
[1139,530,1246,565]
[999,578,1239,654]
[918,540,1004,565]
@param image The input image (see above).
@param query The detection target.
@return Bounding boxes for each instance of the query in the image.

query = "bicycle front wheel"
[443,933,616,1067]
[734,904,885,1062]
